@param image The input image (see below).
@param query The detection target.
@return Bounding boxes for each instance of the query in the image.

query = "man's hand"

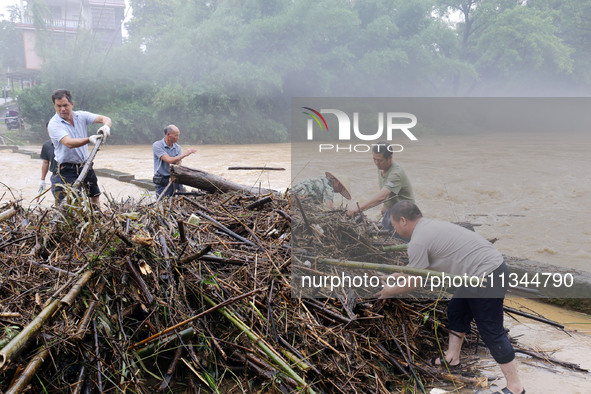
[178,148,197,164]
[88,134,102,145]
[346,207,359,217]
[374,273,415,298]
[97,125,110,139]
[38,180,46,194]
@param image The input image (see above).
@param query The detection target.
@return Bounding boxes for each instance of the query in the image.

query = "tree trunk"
[170,165,278,195]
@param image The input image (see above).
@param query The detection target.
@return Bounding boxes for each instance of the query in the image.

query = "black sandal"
[492,388,525,394]
[429,356,462,370]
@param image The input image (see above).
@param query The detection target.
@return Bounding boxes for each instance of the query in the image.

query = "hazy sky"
[0,0,19,20]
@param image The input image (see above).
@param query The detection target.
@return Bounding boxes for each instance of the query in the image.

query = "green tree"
[15,0,591,143]
[437,0,574,94]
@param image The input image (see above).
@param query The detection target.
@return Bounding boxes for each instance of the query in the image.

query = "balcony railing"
[19,16,81,30]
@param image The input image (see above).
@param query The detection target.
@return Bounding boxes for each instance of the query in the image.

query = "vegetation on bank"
[3,0,591,144]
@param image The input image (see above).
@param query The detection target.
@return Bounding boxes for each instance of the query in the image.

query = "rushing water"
[2,133,590,271]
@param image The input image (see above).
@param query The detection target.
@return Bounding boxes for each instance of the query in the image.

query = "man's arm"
[58,134,91,149]
[41,160,49,180]
[93,115,112,127]
[40,160,50,191]
[346,187,390,217]
[159,148,197,165]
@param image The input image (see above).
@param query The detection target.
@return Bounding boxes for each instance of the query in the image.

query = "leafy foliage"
[4,0,591,143]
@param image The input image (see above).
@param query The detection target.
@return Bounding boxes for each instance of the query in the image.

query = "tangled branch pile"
[0,194,583,393]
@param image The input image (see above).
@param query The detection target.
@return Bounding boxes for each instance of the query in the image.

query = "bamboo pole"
[318,257,479,283]
[26,261,76,276]
[129,287,265,350]
[179,244,212,265]
[503,306,564,329]
[0,299,59,368]
[201,293,315,394]
[228,166,285,171]
[0,271,94,368]
[4,347,50,394]
[74,281,106,340]
[72,135,103,189]
[60,270,93,307]
[382,244,408,252]
[159,346,183,391]
[136,327,196,359]
[194,210,260,249]
[245,196,273,210]
[125,256,155,304]
[71,363,87,394]
[0,207,17,221]
[0,312,21,319]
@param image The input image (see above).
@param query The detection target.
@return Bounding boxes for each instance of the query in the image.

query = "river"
[1,135,591,392]
[2,134,589,272]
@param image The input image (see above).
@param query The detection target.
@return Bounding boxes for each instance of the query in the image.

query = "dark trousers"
[446,263,515,364]
[51,163,100,204]
[154,175,184,198]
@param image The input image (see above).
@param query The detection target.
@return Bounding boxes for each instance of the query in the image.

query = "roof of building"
[88,0,126,7]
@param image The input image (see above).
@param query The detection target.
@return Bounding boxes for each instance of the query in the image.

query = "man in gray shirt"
[152,125,196,198]
[376,201,525,394]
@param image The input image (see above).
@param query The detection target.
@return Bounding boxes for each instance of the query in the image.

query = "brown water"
[488,298,591,393]
[2,135,590,270]
[2,135,591,392]
[294,133,591,273]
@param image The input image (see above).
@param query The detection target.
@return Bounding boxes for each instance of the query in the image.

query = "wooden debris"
[171,164,278,195]
[0,192,587,393]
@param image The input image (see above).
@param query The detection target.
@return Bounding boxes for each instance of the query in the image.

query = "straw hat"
[325,171,351,200]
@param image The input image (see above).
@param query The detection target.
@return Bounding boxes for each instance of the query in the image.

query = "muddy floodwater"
[2,133,590,272]
[1,133,591,392]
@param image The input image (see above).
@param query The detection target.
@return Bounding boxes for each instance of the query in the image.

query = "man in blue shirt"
[47,89,112,205]
[152,125,196,198]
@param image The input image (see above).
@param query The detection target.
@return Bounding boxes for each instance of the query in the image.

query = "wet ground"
[434,298,591,393]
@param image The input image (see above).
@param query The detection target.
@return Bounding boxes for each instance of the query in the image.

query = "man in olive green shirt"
[347,142,414,231]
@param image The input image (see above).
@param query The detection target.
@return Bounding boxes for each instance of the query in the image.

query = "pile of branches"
[291,200,406,264]
[0,194,583,393]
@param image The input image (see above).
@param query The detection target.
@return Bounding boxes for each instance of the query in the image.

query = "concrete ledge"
[0,145,18,150]
[130,179,156,191]
[505,255,591,313]
[94,168,136,182]
[12,149,35,156]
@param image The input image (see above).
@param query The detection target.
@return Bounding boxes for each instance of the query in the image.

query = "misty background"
[2,0,591,144]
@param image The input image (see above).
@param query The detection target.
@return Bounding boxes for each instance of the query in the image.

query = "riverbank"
[506,256,591,314]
